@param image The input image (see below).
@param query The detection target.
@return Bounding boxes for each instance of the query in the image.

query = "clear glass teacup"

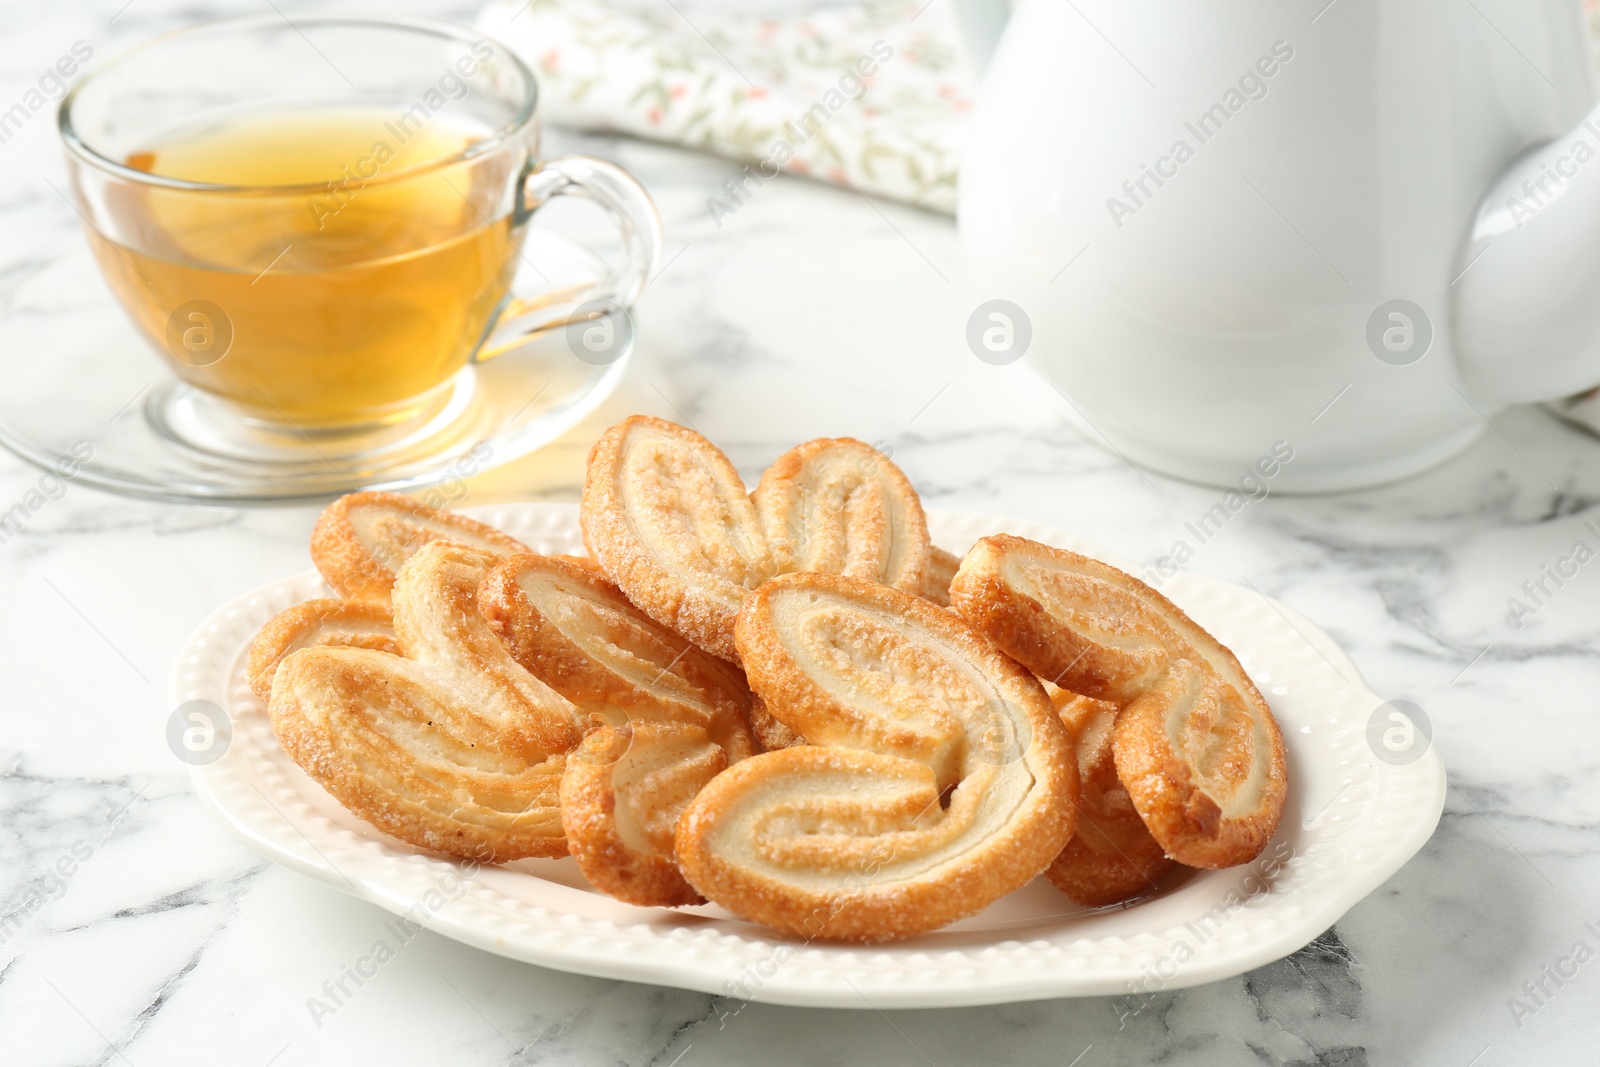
[59,14,660,456]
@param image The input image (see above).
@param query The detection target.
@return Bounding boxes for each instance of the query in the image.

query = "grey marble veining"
[2,0,1599,1063]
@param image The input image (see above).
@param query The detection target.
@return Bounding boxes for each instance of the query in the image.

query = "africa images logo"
[1105,41,1295,229]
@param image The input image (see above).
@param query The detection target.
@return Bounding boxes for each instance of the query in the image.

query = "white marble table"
[3,1,1599,1064]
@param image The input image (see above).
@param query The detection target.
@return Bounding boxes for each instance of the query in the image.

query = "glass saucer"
[0,228,633,505]
[1548,388,1600,440]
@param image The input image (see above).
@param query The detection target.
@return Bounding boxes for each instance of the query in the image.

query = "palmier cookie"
[583,418,936,661]
[747,695,803,750]
[479,552,758,761]
[950,535,1287,869]
[311,490,527,600]
[920,546,962,607]
[269,542,585,861]
[751,437,930,595]
[582,416,775,662]
[560,722,726,906]
[675,572,1077,942]
[1046,689,1176,906]
[246,598,398,704]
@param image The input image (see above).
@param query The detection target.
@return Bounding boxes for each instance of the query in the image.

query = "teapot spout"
[1454,100,1600,406]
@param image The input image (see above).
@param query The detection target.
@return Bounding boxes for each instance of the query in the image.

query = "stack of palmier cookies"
[252,415,1288,942]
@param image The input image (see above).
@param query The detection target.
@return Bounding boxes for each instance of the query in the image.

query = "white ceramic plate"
[175,503,1446,1008]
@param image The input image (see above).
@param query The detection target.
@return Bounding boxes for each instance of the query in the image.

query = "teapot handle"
[950,0,1013,76]
[1453,99,1600,406]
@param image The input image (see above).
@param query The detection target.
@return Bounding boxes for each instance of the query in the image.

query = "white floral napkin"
[475,0,977,214]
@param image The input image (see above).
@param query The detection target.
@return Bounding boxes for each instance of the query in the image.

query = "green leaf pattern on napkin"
[477,0,973,213]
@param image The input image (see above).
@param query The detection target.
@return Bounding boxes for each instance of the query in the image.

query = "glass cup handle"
[475,154,663,361]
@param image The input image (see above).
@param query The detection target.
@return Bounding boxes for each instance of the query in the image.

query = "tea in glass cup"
[60,16,660,458]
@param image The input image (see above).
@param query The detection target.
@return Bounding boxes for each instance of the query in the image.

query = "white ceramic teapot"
[956,0,1600,490]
